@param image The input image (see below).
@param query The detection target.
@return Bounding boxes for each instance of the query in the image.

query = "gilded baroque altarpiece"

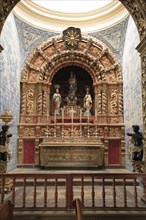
[18,31,125,168]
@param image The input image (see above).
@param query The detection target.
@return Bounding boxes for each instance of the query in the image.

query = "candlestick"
[62,108,64,124]
[54,112,57,139]
[62,108,64,140]
[87,113,90,140]
[46,93,49,139]
[79,109,82,139]
[71,107,74,141]
[95,125,98,139]
[71,107,73,124]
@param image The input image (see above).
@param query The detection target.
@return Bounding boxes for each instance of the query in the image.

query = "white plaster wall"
[122,16,143,169]
[0,12,21,170]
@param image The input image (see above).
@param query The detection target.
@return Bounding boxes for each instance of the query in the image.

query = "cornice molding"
[13,0,128,33]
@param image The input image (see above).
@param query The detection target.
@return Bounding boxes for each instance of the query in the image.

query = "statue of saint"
[83,86,92,116]
[68,72,77,98]
[66,72,77,105]
[0,125,12,161]
[127,125,143,161]
[52,86,62,115]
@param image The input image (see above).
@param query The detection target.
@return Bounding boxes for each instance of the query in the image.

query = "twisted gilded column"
[102,85,107,115]
[37,84,43,115]
[118,85,123,115]
[21,83,26,115]
[97,87,102,115]
[42,84,47,115]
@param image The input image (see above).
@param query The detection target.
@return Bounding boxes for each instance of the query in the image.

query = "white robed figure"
[83,86,92,116]
[52,85,62,115]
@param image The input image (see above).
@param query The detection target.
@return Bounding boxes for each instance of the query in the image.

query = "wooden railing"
[0,173,146,211]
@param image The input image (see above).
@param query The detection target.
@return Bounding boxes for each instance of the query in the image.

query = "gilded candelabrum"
[0,109,13,125]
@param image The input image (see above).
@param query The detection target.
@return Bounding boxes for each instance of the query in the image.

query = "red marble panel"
[108,140,121,165]
[23,139,35,164]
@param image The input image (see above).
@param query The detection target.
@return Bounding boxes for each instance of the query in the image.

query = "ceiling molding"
[13,0,129,33]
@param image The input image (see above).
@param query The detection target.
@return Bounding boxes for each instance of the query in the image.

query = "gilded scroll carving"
[29,70,38,82]
[109,127,121,137]
[110,90,118,114]
[115,66,122,81]
[83,38,92,54]
[120,0,146,40]
[26,61,39,71]
[108,70,116,82]
[38,69,48,81]
[42,148,100,162]
[24,127,35,136]
[0,0,19,24]
[26,89,34,114]
[21,68,28,81]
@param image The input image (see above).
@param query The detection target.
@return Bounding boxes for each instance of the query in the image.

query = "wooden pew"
[72,199,84,220]
[0,200,14,220]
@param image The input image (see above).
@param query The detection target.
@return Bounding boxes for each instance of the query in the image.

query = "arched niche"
[51,65,94,115]
[20,34,123,119]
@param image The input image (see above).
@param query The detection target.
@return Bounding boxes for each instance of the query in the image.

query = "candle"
[71,107,74,141]
[88,113,89,124]
[87,112,90,139]
[54,112,57,138]
[54,112,56,124]
[62,108,64,139]
[46,94,49,138]
[71,107,73,124]
[80,109,82,139]
[62,108,64,124]
[80,109,82,123]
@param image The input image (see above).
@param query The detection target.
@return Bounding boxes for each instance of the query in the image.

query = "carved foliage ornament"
[63,27,81,50]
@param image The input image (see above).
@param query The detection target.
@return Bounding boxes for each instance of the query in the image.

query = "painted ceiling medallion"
[63,27,81,50]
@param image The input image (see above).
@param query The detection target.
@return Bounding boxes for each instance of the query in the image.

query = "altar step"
[13,210,146,220]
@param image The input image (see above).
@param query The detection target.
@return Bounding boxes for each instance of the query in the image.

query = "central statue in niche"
[65,71,78,105]
[52,71,92,116]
